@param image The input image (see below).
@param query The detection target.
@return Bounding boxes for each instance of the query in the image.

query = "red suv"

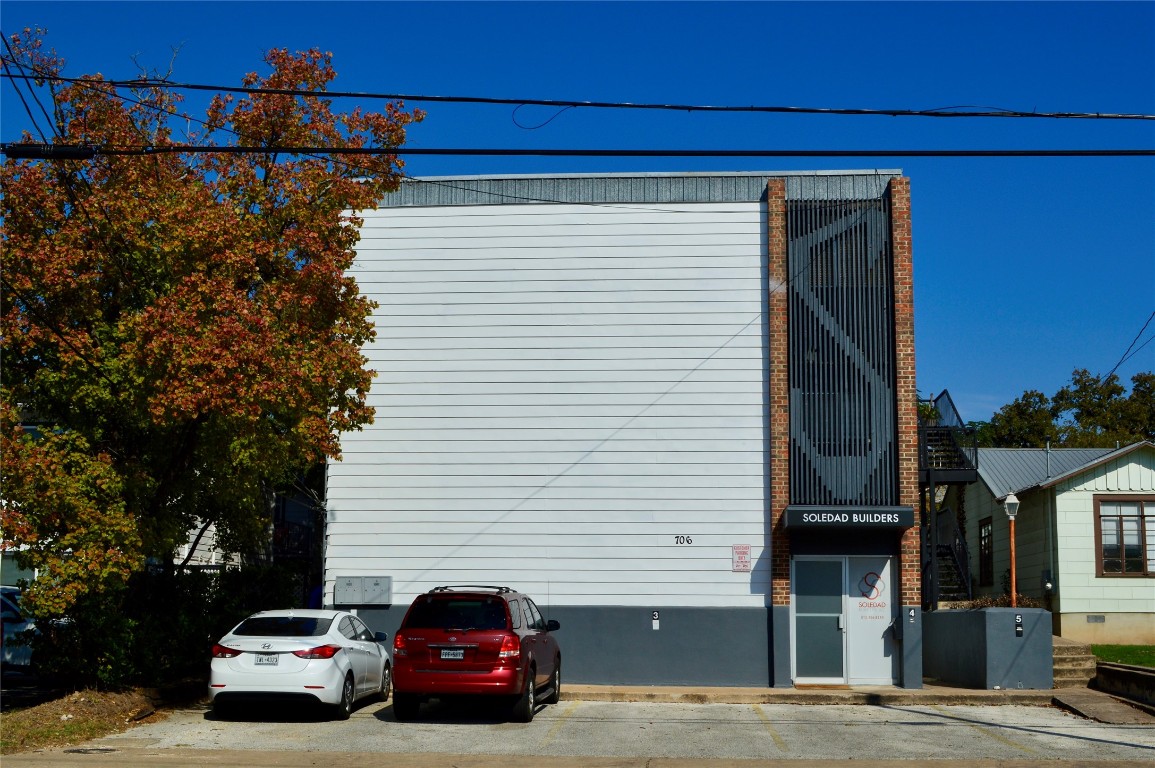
[391,585,561,722]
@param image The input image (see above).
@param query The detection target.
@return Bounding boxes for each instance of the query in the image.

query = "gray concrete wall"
[924,608,1053,690]
[1094,663,1155,708]
[356,604,771,687]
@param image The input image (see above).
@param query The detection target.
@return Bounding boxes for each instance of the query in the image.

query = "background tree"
[974,369,1154,448]
[1,29,423,620]
[972,390,1059,448]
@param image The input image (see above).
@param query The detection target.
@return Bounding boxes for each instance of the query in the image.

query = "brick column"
[889,177,922,608]
[767,179,792,606]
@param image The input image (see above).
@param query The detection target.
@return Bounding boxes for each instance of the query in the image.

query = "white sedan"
[209,609,391,720]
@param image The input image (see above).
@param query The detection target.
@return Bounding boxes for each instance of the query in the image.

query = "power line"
[1105,310,1155,379]
[4,143,1154,159]
[0,39,54,142]
[3,69,1153,121]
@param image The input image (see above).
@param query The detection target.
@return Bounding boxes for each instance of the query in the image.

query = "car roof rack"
[430,585,513,594]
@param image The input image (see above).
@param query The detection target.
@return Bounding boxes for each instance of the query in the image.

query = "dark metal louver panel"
[787,194,898,505]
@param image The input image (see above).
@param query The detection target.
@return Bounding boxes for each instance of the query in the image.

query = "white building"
[325,171,923,687]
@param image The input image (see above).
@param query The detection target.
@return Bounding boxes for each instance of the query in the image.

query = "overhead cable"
[1104,310,1155,379]
[4,143,1155,159]
[3,69,1154,121]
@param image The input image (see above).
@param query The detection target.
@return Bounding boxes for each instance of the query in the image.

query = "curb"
[562,684,1057,706]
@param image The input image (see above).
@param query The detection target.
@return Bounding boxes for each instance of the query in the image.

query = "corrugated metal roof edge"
[398,169,904,182]
[1037,440,1155,490]
[377,170,905,207]
[978,441,1154,501]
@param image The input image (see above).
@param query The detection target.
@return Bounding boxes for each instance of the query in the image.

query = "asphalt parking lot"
[6,695,1154,766]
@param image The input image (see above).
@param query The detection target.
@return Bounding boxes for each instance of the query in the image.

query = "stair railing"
[935,506,973,600]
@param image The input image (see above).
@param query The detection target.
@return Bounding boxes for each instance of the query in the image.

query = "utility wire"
[3,69,1154,121]
[0,39,54,141]
[5,144,1154,158]
[1105,310,1155,379]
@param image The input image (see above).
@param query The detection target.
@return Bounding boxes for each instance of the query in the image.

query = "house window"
[1095,496,1154,577]
[979,517,993,586]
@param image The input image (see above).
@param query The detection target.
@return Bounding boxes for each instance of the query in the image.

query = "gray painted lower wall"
[899,604,923,688]
[923,608,1052,689]
[772,605,792,687]
[353,602,927,688]
[354,604,772,686]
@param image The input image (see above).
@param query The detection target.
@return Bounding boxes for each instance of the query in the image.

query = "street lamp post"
[1004,492,1020,608]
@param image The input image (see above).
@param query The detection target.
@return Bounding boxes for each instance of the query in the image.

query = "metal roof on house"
[378,170,904,207]
[976,442,1153,500]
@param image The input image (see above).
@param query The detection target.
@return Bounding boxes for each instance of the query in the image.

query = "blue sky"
[3,1,1153,423]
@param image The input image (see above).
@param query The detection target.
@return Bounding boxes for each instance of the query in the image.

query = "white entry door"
[845,555,898,685]
[793,555,898,685]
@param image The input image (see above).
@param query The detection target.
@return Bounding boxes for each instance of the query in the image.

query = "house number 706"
[674,535,692,545]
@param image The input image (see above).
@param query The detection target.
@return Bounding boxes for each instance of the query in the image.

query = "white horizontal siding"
[1053,448,1155,614]
[327,519,762,534]
[329,201,768,608]
[324,499,766,513]
[364,257,762,272]
[335,458,763,472]
[331,486,765,500]
[332,441,765,454]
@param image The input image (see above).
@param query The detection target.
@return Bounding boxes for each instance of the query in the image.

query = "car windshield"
[233,616,334,637]
[406,598,507,630]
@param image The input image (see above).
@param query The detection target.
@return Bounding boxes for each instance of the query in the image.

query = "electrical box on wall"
[334,576,393,605]
[364,576,392,604]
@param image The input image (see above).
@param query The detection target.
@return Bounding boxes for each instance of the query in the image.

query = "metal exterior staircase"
[934,543,971,602]
[919,391,980,611]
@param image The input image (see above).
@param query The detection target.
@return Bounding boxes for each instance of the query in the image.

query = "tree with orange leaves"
[1,29,423,616]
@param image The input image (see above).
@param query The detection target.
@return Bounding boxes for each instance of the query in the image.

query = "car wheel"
[511,666,536,723]
[377,663,392,702]
[333,673,354,720]
[392,692,419,721]
[543,658,561,705]
[212,700,234,720]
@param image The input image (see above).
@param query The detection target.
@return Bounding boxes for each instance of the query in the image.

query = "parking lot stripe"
[929,705,1039,755]
[752,704,788,752]
[541,701,580,746]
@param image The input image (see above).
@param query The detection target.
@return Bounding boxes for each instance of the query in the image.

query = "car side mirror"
[375,631,389,644]
[546,619,560,632]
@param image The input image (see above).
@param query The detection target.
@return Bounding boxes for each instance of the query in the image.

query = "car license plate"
[254,653,279,666]
[440,648,465,660]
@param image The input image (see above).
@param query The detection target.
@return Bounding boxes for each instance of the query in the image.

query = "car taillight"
[292,644,341,659]
[211,644,241,659]
[393,634,407,657]
[498,633,520,659]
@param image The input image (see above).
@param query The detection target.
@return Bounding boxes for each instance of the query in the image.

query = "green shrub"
[27,562,305,689]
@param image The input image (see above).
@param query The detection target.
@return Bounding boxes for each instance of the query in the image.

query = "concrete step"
[1055,674,1097,688]
[1052,636,1097,689]
[1054,658,1098,672]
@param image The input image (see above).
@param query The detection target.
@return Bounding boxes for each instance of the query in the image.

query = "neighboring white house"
[176,521,238,568]
[0,546,35,587]
[962,441,1155,644]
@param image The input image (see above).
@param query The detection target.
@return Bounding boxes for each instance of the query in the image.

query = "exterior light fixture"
[1004,492,1019,519]
[1003,492,1020,607]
